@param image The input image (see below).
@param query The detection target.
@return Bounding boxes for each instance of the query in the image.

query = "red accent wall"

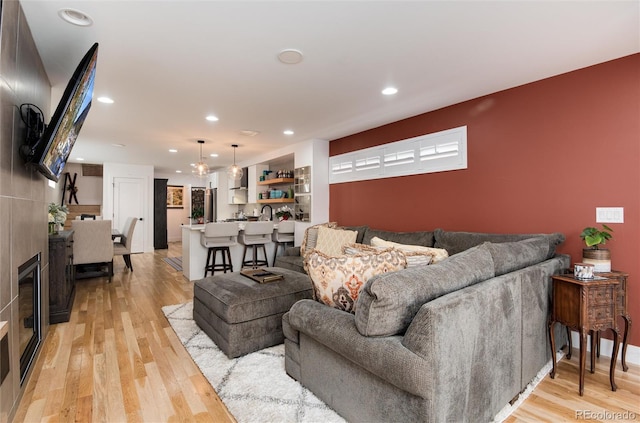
[330,54,640,346]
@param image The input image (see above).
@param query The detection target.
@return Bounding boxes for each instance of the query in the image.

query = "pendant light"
[192,140,210,177]
[227,144,243,181]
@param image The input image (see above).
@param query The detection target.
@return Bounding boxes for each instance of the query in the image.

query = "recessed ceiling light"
[239,130,260,137]
[169,149,178,153]
[382,87,398,96]
[58,8,93,27]
[76,157,85,161]
[112,143,125,148]
[176,170,182,173]
[283,130,294,135]
[210,153,219,157]
[206,115,219,122]
[97,97,114,104]
[278,49,303,65]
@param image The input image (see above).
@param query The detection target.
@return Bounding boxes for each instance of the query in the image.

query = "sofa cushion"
[300,222,337,257]
[433,229,565,256]
[485,237,554,276]
[355,244,495,337]
[362,228,435,247]
[305,248,406,313]
[370,237,449,263]
[314,226,358,257]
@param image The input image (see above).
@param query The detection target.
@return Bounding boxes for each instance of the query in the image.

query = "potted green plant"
[580,224,613,272]
[191,207,204,224]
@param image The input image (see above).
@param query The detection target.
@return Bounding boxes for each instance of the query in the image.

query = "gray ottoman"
[193,267,312,358]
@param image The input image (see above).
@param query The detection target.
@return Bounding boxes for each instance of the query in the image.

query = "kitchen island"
[181,222,279,281]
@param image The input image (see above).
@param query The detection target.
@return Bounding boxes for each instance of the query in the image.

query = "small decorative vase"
[48,222,56,235]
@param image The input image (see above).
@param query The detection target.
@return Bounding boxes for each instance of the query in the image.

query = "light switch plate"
[596,207,624,223]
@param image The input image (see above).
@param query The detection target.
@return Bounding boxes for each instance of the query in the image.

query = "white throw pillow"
[370,236,449,263]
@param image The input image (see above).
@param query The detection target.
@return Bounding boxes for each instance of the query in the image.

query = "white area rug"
[162,302,345,423]
[163,301,556,423]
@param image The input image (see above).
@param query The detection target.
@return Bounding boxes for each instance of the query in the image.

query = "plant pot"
[582,248,611,273]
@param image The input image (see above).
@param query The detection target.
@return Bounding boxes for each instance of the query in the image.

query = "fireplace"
[18,253,42,385]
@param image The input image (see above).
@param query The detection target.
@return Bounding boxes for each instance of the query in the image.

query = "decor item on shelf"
[227,144,243,181]
[275,205,292,220]
[192,140,211,178]
[191,207,204,224]
[48,202,69,233]
[580,224,613,272]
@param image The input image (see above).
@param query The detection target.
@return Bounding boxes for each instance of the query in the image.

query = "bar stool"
[272,220,295,265]
[238,221,274,268]
[201,222,239,276]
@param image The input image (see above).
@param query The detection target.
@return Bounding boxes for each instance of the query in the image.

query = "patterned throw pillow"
[314,226,358,257]
[343,243,432,268]
[370,237,449,263]
[300,222,337,257]
[305,248,406,313]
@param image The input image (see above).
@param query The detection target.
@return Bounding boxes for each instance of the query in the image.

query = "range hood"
[229,167,248,190]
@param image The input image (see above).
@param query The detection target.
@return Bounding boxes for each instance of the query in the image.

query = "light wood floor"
[15,243,235,423]
[14,242,639,422]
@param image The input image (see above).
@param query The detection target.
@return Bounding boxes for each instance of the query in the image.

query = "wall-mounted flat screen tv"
[25,42,98,182]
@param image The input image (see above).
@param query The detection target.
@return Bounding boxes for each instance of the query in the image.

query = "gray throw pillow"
[355,244,495,337]
[433,229,565,256]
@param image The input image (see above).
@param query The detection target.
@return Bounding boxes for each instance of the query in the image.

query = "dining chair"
[114,217,138,271]
[71,219,114,282]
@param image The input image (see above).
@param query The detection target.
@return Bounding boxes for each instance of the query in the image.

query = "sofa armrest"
[284,246,301,256]
[287,299,432,398]
[402,275,522,420]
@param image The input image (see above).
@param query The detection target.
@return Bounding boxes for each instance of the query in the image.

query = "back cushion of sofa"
[433,229,565,256]
[339,225,369,244]
[355,244,495,337]
[362,228,435,247]
[486,237,555,276]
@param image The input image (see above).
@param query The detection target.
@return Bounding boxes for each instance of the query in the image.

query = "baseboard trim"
[569,330,640,366]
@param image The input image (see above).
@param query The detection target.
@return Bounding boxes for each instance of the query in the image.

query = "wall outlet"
[596,207,624,223]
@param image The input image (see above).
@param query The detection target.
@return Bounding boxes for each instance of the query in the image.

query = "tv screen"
[28,42,98,182]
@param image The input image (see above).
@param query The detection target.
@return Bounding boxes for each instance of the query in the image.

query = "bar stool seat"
[272,220,295,265]
[238,221,274,268]
[201,222,239,276]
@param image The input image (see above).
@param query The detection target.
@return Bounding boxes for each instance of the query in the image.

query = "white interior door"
[113,177,145,253]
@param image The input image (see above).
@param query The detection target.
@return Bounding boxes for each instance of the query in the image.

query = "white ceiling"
[19,1,639,175]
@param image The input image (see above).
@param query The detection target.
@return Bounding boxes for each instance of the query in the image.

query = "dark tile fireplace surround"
[1,1,53,420]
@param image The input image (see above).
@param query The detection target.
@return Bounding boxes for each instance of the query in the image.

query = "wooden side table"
[598,271,631,371]
[548,274,620,396]
[564,271,631,372]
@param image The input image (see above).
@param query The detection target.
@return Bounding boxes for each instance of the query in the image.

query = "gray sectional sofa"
[279,227,569,422]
